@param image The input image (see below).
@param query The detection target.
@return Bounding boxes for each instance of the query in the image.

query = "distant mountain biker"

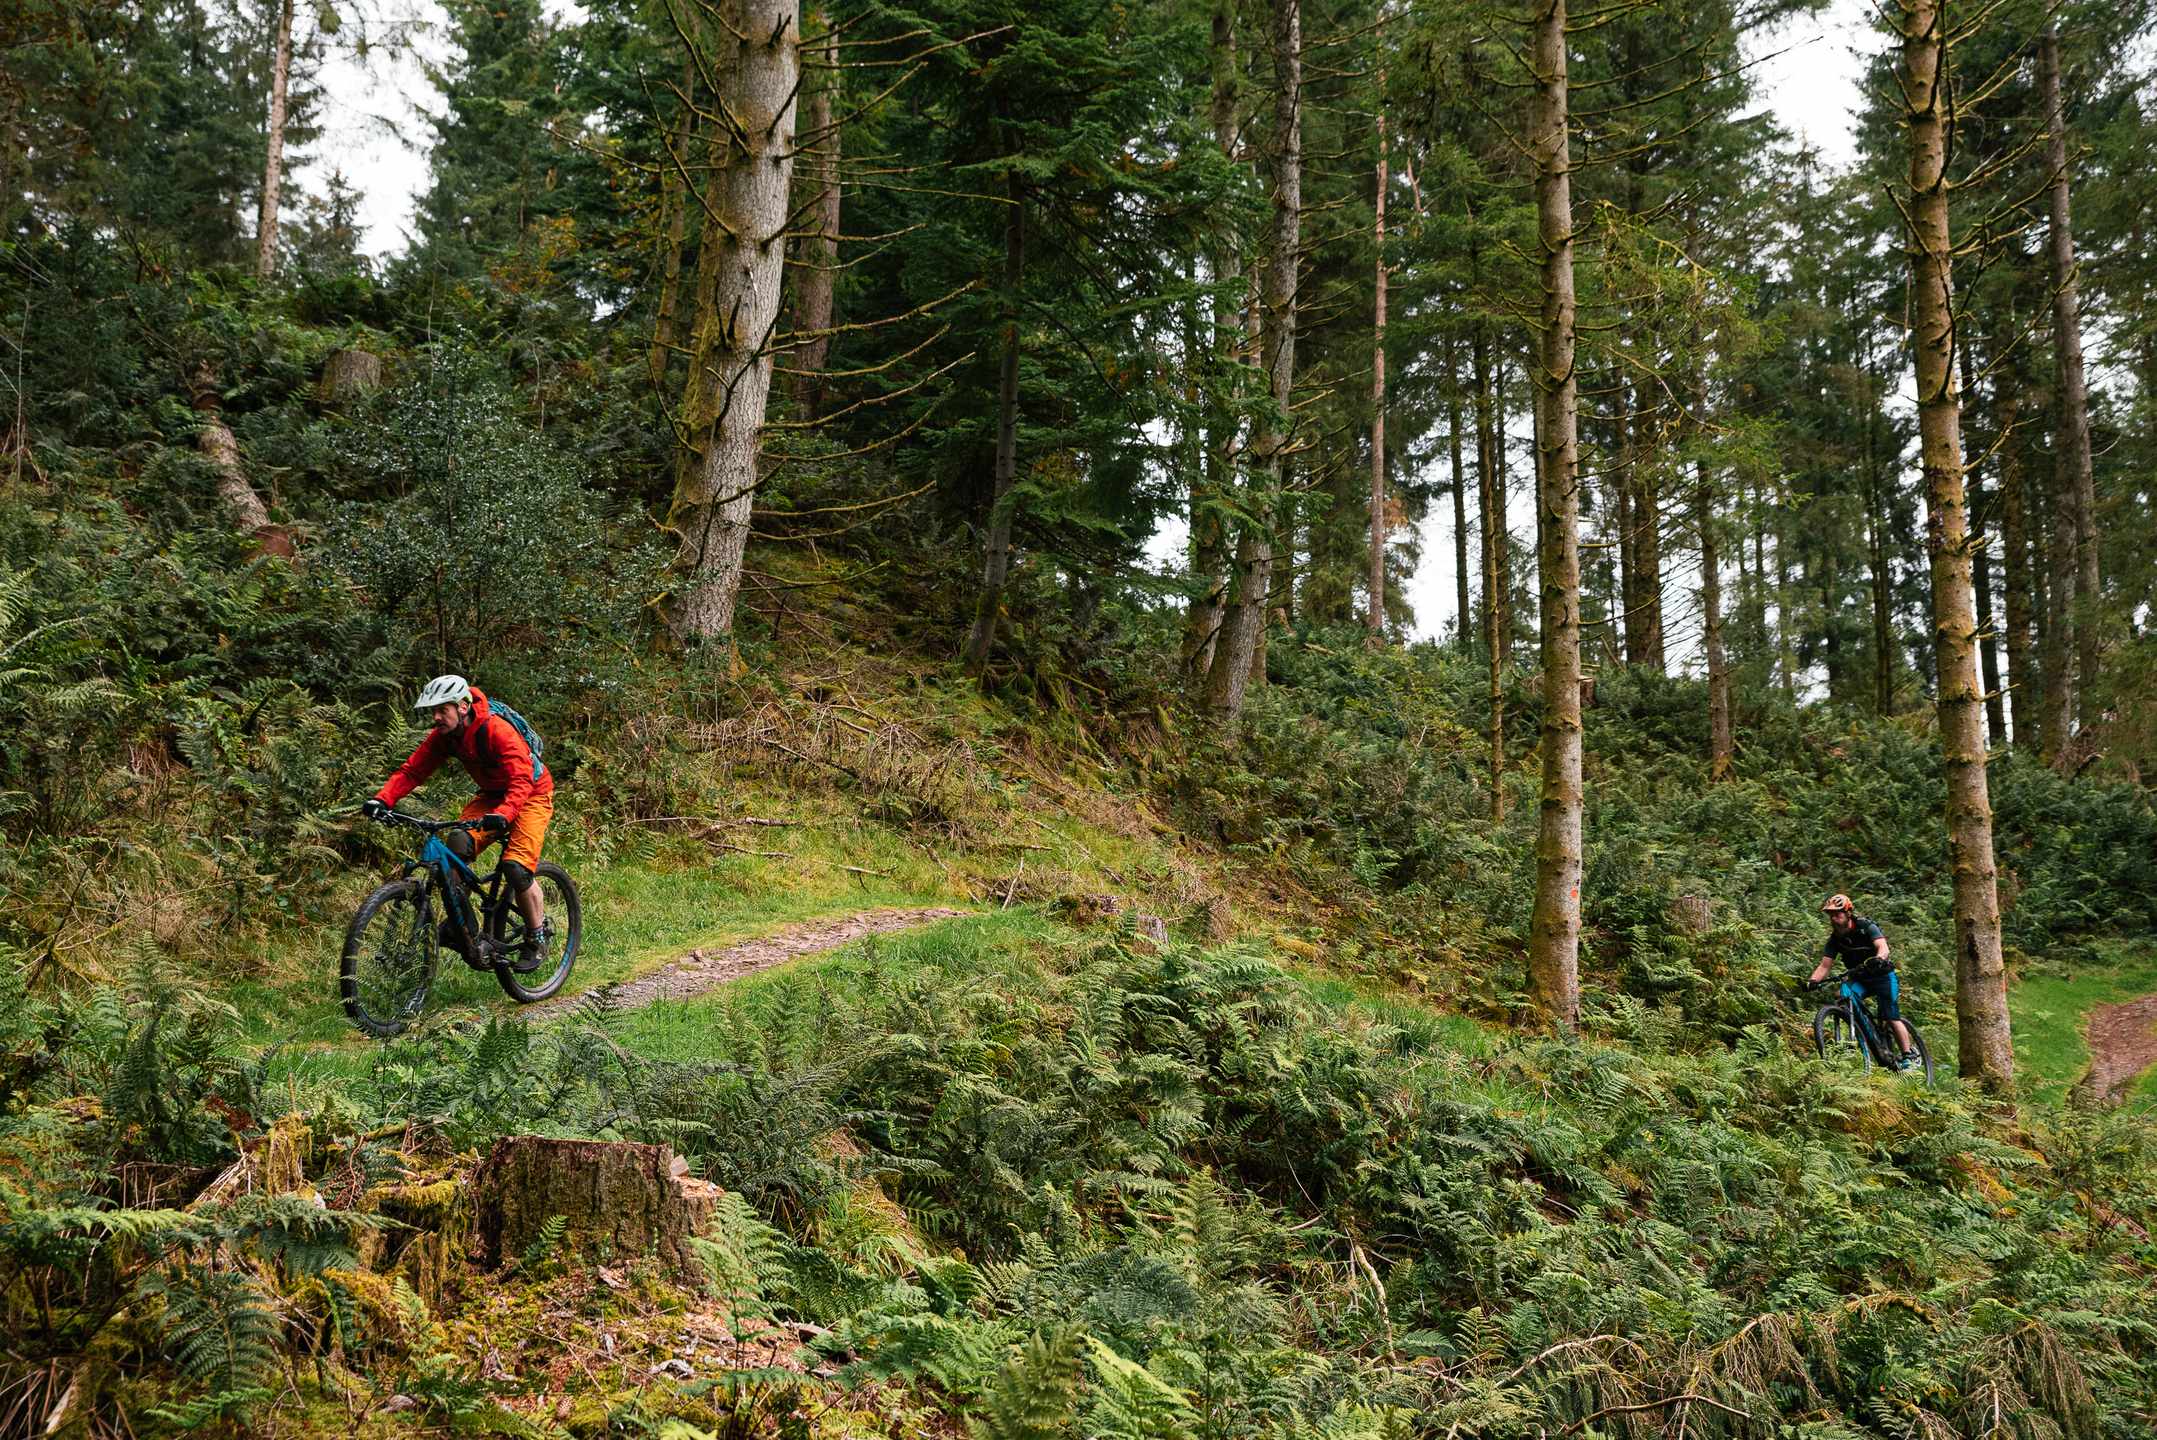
[361,675,553,964]
[1807,893,1918,1070]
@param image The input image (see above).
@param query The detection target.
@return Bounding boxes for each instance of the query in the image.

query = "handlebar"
[370,807,487,836]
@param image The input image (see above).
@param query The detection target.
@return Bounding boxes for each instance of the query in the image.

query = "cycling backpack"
[488,701,545,781]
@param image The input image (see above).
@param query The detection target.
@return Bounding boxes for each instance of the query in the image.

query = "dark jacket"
[1822,915,1891,976]
[374,688,552,823]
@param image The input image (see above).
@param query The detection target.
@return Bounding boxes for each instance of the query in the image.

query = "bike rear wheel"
[341,878,439,1037]
[487,862,581,1003]
[1813,1004,1870,1073]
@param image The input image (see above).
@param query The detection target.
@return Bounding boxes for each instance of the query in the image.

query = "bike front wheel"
[487,862,581,1003]
[341,878,439,1037]
[1813,1004,1870,1073]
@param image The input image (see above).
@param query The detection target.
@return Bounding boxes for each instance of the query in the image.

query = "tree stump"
[319,347,384,404]
[1669,893,1711,937]
[471,1137,720,1282]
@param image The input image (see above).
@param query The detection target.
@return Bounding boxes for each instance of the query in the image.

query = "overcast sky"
[299,0,1881,653]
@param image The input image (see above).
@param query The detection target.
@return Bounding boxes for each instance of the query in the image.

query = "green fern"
[1082,1335,1195,1440]
[519,1213,569,1273]
[970,1328,1085,1440]
[147,1265,279,1392]
[143,1386,276,1430]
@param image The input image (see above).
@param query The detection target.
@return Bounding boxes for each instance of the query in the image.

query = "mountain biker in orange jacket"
[361,675,553,952]
[1808,893,1918,1069]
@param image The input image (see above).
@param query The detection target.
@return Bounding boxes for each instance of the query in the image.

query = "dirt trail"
[525,906,969,1021]
[2082,993,2157,1103]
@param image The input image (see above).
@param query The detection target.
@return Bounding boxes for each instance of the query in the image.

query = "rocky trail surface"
[2082,992,2157,1103]
[525,905,970,1021]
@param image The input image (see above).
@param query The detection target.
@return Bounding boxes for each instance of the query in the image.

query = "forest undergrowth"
[11,329,2157,1436]
[12,506,2157,1435]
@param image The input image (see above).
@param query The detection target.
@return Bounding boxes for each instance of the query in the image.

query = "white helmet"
[414,674,472,710]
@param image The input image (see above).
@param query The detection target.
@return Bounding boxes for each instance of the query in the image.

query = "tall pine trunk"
[964,176,1025,673]
[2037,457,2074,758]
[1863,342,1894,714]
[1995,352,2036,749]
[1698,459,1732,780]
[1365,71,1388,642]
[668,0,803,646]
[1527,0,1582,1032]
[1898,0,2014,1092]
[2040,26,2101,720]
[1206,0,1298,716]
[1958,339,2006,745]
[1692,359,1731,780]
[1624,381,1664,671]
[1449,341,1471,655]
[254,0,296,279]
[790,6,841,417]
[1474,326,1505,822]
[1183,0,1242,679]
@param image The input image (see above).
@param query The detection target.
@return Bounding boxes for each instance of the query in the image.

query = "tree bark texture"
[319,348,384,404]
[1181,0,1242,680]
[1474,327,1505,822]
[1366,74,1388,642]
[1994,355,2035,749]
[188,361,273,537]
[254,0,296,279]
[1898,0,2014,1092]
[1691,356,1733,781]
[790,5,840,416]
[2039,26,2101,720]
[1698,463,1732,780]
[1957,338,2005,746]
[1863,352,1894,715]
[1448,339,1471,655]
[472,1137,721,1284]
[1527,0,1583,1033]
[964,175,1025,673]
[2037,456,2073,759]
[1620,383,1663,671]
[667,0,802,646]
[1206,0,1298,716]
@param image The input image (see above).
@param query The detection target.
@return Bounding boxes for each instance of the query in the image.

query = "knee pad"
[499,858,535,895]
[445,827,476,861]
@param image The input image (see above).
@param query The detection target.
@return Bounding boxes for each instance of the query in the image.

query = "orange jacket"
[374,688,552,823]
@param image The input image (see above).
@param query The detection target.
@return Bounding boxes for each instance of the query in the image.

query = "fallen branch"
[1562,1393,1752,1433]
[623,815,800,829]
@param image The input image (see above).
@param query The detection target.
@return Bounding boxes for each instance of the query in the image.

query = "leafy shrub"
[327,341,663,716]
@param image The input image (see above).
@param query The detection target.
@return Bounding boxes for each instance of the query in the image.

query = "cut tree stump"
[1669,893,1711,936]
[319,347,384,404]
[471,1136,721,1282]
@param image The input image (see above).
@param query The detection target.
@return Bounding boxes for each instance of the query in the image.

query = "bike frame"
[407,830,496,951]
[1835,979,1897,1065]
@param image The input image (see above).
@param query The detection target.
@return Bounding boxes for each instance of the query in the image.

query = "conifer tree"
[1893,0,2014,1090]
[667,0,802,647]
[1206,0,1300,715]
[1526,0,1582,1031]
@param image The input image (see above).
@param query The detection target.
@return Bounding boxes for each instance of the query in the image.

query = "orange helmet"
[1821,893,1854,915]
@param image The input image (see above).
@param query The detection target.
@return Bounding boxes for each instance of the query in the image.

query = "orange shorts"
[461,791,553,872]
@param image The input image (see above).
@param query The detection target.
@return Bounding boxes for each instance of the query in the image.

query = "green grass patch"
[2010,942,2157,1104]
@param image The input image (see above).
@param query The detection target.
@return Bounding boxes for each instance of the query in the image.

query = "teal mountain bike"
[341,809,581,1037]
[1803,977,1934,1086]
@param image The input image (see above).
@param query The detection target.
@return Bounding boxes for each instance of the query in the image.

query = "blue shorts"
[1849,970,1901,1024]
